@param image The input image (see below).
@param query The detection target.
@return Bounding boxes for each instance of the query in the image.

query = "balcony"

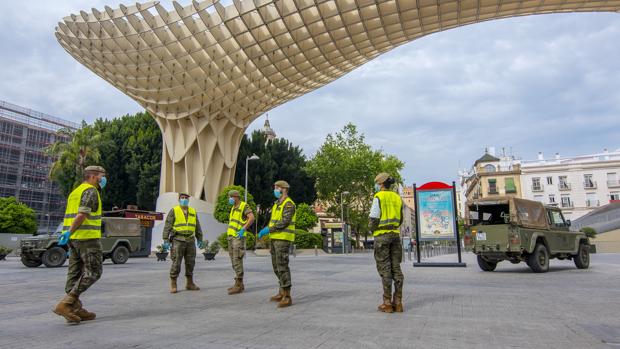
[558,183,571,191]
[531,184,544,192]
[561,202,574,209]
[488,189,499,195]
[586,200,600,207]
[583,181,597,189]
[607,180,620,188]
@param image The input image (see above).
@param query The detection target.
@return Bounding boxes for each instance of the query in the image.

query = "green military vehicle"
[20,217,142,268]
[467,197,591,273]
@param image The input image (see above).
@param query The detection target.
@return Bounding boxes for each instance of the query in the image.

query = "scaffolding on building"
[0,100,79,233]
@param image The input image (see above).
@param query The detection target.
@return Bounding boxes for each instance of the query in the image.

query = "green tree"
[580,227,597,239]
[94,112,162,211]
[47,121,103,197]
[306,123,404,243]
[213,185,256,224]
[234,130,317,229]
[295,203,319,231]
[0,197,37,234]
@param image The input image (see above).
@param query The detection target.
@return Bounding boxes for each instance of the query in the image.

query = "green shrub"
[294,230,322,249]
[207,240,221,254]
[0,245,13,254]
[580,227,597,239]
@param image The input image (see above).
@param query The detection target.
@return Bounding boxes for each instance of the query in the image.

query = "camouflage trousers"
[270,239,292,289]
[170,239,196,278]
[227,236,245,278]
[374,233,404,299]
[65,239,103,296]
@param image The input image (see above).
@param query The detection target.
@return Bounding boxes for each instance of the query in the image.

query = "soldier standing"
[53,165,107,324]
[162,192,205,293]
[226,189,254,295]
[258,180,296,308]
[369,173,405,313]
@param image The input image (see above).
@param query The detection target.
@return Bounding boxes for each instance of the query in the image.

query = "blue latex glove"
[58,231,71,246]
[197,240,205,249]
[237,227,245,239]
[258,227,270,239]
[163,242,171,251]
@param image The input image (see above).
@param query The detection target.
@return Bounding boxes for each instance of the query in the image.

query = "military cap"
[228,189,240,197]
[84,165,106,173]
[178,192,190,198]
[274,180,290,189]
[374,172,390,184]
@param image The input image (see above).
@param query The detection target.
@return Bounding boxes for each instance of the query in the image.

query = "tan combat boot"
[74,297,96,321]
[53,293,81,324]
[270,288,284,302]
[170,277,178,294]
[186,276,200,291]
[228,278,244,295]
[392,294,403,313]
[277,288,292,308]
[377,296,394,313]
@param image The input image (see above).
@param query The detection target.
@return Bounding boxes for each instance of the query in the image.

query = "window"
[549,211,567,227]
[584,174,595,188]
[488,179,497,194]
[608,173,619,187]
[483,164,496,173]
[532,177,542,191]
[549,194,556,204]
[561,195,572,208]
[546,177,553,185]
[505,177,516,193]
[586,193,598,207]
[610,192,620,201]
[559,176,570,190]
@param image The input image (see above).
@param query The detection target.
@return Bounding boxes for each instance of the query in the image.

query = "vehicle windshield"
[468,204,510,225]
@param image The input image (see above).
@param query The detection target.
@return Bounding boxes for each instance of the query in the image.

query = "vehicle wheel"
[111,245,129,264]
[477,255,497,271]
[21,255,43,268]
[527,243,549,273]
[42,246,67,268]
[573,243,590,269]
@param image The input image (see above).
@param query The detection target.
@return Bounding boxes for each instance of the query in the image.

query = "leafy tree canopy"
[0,197,37,234]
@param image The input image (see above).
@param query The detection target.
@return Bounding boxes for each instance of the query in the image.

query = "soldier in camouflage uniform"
[369,173,405,313]
[162,192,205,293]
[226,190,254,295]
[53,165,107,324]
[258,180,296,308]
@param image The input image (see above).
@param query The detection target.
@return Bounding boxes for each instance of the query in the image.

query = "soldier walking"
[258,180,296,308]
[162,192,205,293]
[53,165,107,324]
[369,173,405,313]
[226,189,254,294]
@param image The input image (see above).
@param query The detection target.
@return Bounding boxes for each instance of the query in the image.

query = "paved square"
[1,252,619,349]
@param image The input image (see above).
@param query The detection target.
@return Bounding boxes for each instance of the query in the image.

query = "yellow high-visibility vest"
[268,197,296,242]
[373,190,402,236]
[227,201,248,237]
[63,183,102,240]
[173,205,197,237]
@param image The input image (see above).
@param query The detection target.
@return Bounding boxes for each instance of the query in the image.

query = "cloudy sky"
[1,1,619,186]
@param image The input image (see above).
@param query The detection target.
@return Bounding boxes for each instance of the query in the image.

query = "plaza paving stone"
[1,251,619,349]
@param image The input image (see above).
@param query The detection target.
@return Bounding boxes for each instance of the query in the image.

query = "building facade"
[0,100,79,233]
[520,150,620,221]
[460,149,522,214]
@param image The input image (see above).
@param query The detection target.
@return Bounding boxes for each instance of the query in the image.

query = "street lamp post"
[245,153,260,203]
[244,154,259,255]
[340,191,350,255]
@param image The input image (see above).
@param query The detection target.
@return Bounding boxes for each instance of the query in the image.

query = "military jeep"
[467,198,591,273]
[20,217,142,268]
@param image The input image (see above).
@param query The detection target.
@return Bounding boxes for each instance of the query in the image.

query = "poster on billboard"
[417,188,455,241]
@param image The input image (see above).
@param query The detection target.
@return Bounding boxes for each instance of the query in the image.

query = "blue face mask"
[179,198,189,206]
[99,176,107,189]
[228,197,235,205]
[274,189,282,199]
[374,183,381,192]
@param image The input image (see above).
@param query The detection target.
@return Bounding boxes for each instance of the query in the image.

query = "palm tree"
[47,121,102,197]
